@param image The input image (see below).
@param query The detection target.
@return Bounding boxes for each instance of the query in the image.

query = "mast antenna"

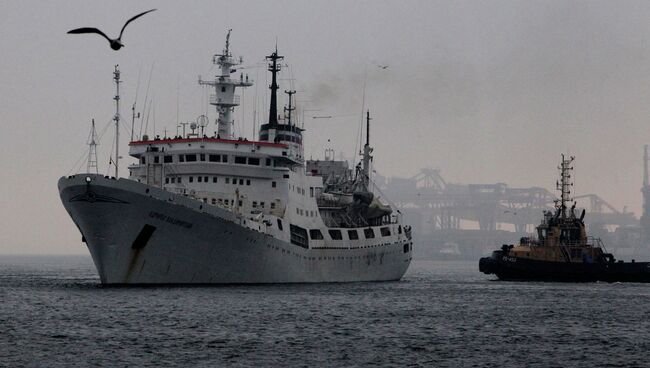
[284,89,296,126]
[87,118,99,174]
[556,154,575,218]
[113,65,121,178]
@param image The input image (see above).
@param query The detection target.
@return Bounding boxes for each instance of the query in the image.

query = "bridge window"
[222,155,228,163]
[348,229,359,240]
[364,228,375,239]
[165,177,169,184]
[310,229,324,240]
[246,179,251,186]
[140,157,146,164]
[213,177,217,183]
[204,176,208,183]
[272,181,276,188]
[248,157,260,165]
[239,179,244,185]
[329,229,343,240]
[164,155,173,163]
[177,177,182,183]
[185,154,197,162]
[198,176,202,183]
[200,154,205,161]
[179,155,184,162]
[380,227,391,237]
[209,154,220,162]
[171,177,175,183]
[235,156,247,164]
[189,176,194,183]
[266,158,272,166]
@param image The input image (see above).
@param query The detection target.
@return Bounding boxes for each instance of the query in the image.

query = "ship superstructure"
[58,33,412,284]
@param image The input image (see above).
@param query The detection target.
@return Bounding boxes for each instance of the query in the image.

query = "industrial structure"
[379,166,642,259]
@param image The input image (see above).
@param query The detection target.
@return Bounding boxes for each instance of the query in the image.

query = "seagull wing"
[119,9,156,40]
[67,27,112,43]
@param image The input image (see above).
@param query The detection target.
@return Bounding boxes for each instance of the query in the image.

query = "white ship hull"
[58,174,412,284]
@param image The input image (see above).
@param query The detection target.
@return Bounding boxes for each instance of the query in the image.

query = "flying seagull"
[67,9,157,50]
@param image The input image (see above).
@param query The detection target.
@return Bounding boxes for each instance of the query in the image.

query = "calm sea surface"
[2,255,650,367]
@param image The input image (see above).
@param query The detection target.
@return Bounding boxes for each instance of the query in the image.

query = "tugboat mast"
[556,154,574,218]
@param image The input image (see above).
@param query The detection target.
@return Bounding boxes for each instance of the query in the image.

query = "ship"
[58,32,413,284]
[479,154,650,282]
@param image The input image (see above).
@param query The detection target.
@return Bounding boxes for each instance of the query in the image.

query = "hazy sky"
[3,0,650,254]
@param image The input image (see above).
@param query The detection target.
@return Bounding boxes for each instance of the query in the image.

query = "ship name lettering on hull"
[149,211,193,229]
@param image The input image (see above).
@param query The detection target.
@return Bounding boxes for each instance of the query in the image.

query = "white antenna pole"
[113,65,121,178]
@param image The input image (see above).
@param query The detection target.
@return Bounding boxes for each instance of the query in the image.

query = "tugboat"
[479,154,650,282]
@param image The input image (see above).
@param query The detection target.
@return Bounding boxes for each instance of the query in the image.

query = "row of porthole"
[266,243,397,261]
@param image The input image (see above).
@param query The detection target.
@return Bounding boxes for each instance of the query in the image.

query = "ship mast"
[87,119,99,174]
[199,30,253,139]
[267,48,284,126]
[284,89,295,126]
[556,154,574,219]
[641,145,650,245]
[113,65,121,178]
[362,110,373,190]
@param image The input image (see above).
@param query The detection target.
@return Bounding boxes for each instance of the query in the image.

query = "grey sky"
[2,0,650,254]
